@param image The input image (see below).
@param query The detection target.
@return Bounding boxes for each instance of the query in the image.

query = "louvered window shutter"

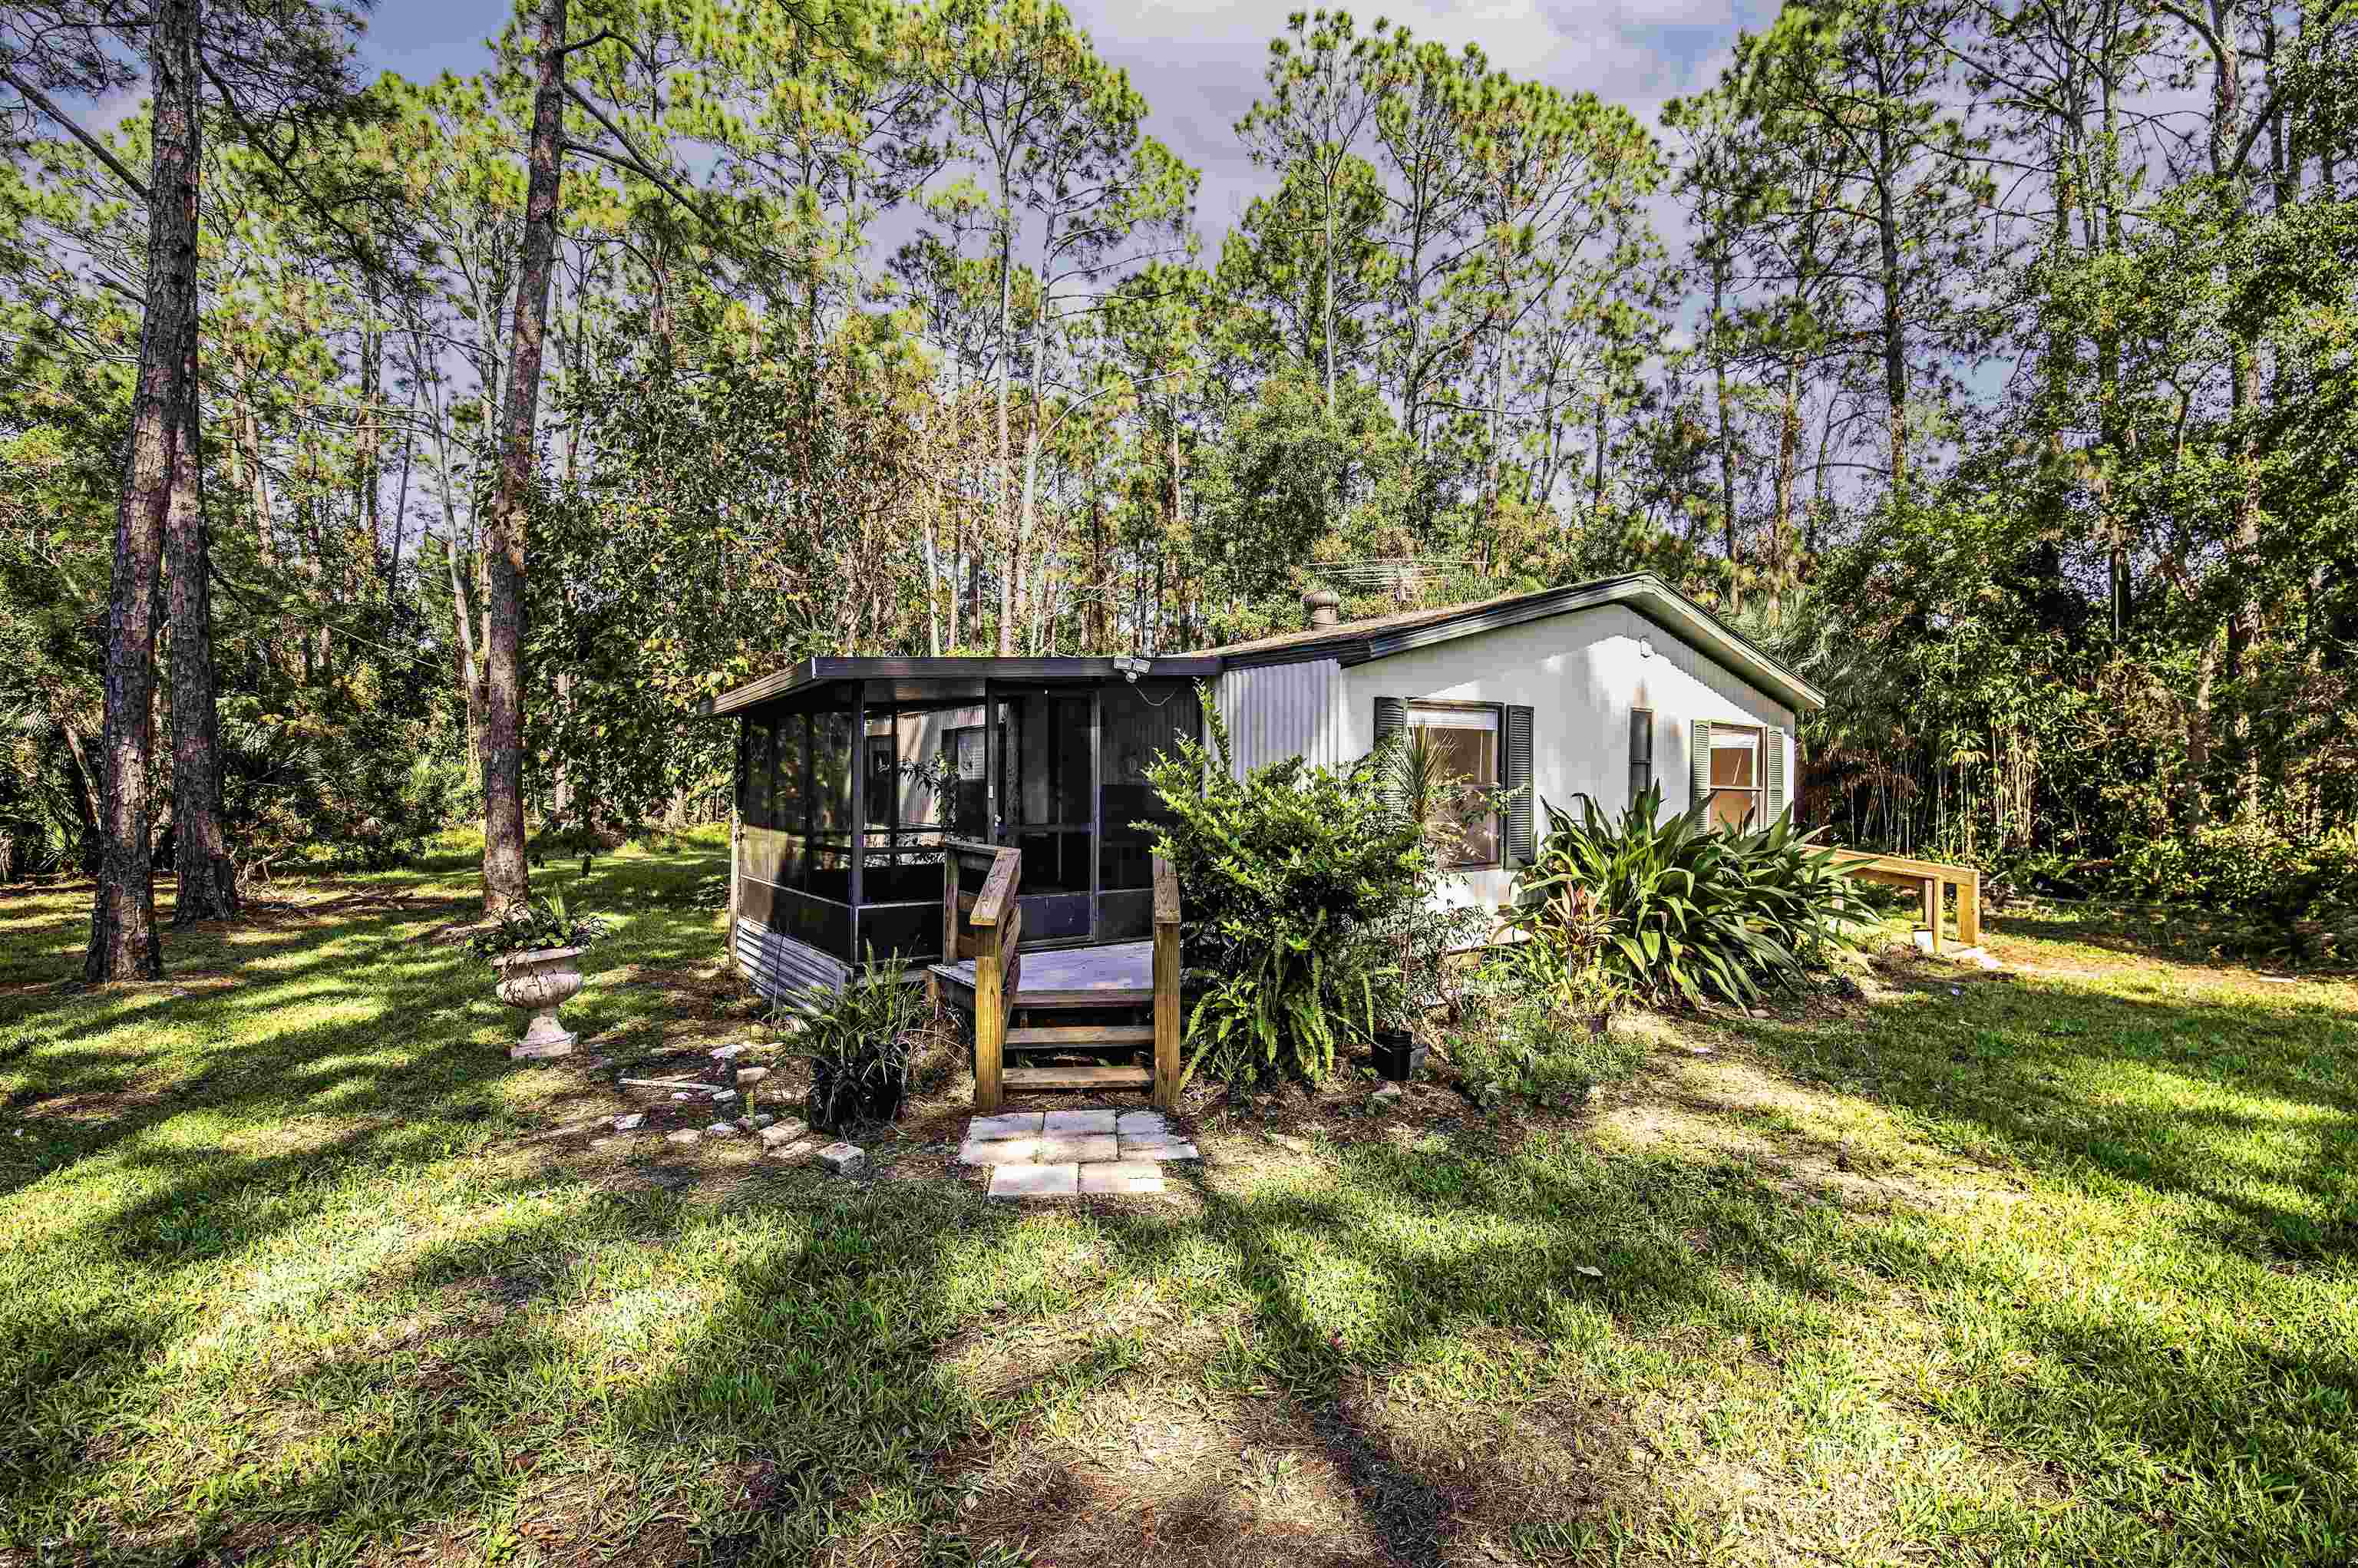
[1766,727,1788,823]
[1504,705,1535,867]
[1690,719,1712,811]
[1374,697,1407,809]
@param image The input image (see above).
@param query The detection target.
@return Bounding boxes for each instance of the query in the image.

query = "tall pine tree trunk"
[167,305,238,922]
[1875,136,1909,499]
[992,170,1016,656]
[1773,358,1801,605]
[87,0,200,980]
[1710,256,1739,612]
[481,0,568,913]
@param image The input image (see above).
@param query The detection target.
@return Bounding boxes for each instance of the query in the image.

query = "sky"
[357,0,1757,248]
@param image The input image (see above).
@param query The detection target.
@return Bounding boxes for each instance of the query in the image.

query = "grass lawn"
[2,832,2353,1567]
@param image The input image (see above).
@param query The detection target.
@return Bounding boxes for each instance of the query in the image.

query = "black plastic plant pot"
[1370,1028,1426,1083]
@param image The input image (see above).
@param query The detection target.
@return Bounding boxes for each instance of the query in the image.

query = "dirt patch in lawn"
[1342,1351,1648,1563]
[951,1386,1400,1568]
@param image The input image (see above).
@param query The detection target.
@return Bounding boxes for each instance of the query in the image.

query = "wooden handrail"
[943,838,1024,1112]
[971,847,1021,927]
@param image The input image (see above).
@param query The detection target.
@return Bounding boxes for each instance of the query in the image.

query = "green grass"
[2,837,2353,1566]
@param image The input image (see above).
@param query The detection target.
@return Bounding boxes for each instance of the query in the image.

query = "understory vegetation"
[1144,706,1432,1088]
[4,838,2353,1566]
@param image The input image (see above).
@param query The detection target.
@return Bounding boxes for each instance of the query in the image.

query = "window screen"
[1409,704,1501,867]
[1708,725,1763,830]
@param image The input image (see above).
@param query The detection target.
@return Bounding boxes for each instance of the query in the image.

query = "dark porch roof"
[702,655,1222,718]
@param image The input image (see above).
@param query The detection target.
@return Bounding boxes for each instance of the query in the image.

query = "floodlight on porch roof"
[1111,654,1151,682]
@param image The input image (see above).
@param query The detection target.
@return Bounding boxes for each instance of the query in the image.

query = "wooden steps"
[940,843,1183,1112]
[1006,1024,1156,1049]
[1004,1064,1153,1091]
[1019,988,1154,1008]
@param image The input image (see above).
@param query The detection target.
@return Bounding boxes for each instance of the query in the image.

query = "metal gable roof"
[1192,573,1826,713]
[702,574,1825,719]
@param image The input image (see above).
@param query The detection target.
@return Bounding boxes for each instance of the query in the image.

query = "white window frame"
[1408,701,1503,870]
[1709,724,1764,829]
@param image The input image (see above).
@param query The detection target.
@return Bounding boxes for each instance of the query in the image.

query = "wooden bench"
[1839,853,1982,954]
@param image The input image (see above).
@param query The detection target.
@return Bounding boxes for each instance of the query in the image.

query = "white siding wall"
[1326,604,1797,910]
[1214,656,1346,776]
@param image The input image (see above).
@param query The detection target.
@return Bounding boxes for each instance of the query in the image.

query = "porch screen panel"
[1002,692,1092,896]
[772,711,807,890]
[807,706,855,902]
[1098,682,1202,940]
[744,716,772,827]
[1101,683,1200,893]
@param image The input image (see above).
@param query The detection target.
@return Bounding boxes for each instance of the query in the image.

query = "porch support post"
[847,688,865,951]
[728,718,741,977]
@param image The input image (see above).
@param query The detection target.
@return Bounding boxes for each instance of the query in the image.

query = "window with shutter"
[1405,701,1503,868]
[1373,696,1406,811]
[1703,725,1766,830]
[1766,727,1787,822]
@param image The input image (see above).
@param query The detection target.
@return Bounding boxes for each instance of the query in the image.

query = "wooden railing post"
[1151,853,1181,1111]
[967,844,1022,1113]
[973,919,1004,1113]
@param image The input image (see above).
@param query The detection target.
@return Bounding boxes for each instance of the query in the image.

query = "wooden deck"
[930,939,1154,1008]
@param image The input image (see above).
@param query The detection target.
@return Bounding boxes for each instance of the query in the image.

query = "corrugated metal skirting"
[733,918,851,1000]
[1216,659,1343,776]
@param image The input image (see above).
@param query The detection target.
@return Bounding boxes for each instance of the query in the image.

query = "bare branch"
[2,66,151,202]
[554,28,619,59]
[560,83,704,223]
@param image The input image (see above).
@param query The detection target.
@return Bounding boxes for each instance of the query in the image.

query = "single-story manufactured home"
[708,571,1826,999]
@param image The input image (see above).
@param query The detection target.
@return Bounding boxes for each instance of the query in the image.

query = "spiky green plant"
[782,945,931,1131]
[1510,784,1867,1007]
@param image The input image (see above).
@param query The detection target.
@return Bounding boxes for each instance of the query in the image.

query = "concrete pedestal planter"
[494,946,586,1059]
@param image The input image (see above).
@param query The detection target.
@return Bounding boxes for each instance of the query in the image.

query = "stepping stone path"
[961,1108,1200,1198]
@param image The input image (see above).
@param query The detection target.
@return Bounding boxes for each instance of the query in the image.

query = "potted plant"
[782,946,928,1132]
[472,888,613,1060]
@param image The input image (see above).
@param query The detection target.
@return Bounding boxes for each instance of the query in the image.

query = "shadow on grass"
[1716,949,2358,1263]
[4,854,2356,1563]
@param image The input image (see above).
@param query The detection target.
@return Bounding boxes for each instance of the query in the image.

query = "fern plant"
[1144,693,1431,1088]
[471,884,613,959]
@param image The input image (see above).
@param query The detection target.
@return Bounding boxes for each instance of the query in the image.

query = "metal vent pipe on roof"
[1303,589,1341,630]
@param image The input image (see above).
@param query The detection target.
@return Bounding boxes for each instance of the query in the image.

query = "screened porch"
[722,660,1210,973]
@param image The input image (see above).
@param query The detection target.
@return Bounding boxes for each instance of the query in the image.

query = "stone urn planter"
[494,946,585,1059]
